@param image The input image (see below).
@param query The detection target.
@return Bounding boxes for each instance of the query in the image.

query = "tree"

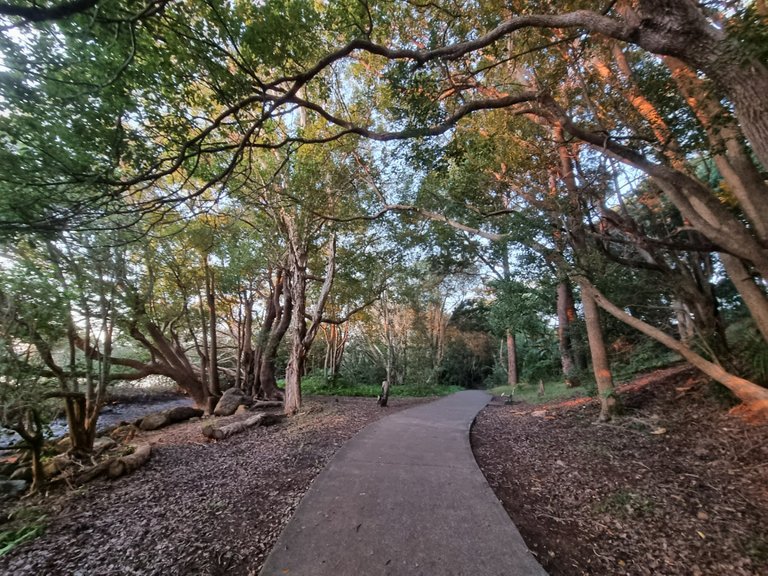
[0,293,57,493]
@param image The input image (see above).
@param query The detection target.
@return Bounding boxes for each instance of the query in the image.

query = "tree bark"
[557,280,579,386]
[257,273,291,400]
[506,330,518,386]
[283,224,336,416]
[202,412,284,440]
[665,56,768,244]
[107,445,151,479]
[553,123,616,419]
[378,380,390,407]
[579,283,617,421]
[204,257,221,397]
[546,102,768,280]
[721,253,768,344]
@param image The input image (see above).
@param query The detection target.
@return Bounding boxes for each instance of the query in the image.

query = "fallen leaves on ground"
[472,366,768,576]
[0,396,426,576]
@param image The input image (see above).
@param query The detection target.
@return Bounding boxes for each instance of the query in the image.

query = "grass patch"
[289,375,464,398]
[0,508,47,557]
[595,490,655,518]
[488,378,589,405]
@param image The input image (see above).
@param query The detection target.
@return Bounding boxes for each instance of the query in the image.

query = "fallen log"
[251,401,283,409]
[108,444,152,479]
[74,460,111,485]
[202,412,285,440]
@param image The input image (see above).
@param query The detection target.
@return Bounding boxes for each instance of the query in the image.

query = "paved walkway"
[259,390,547,576]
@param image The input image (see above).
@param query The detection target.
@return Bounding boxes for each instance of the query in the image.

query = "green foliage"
[727,319,768,387]
[0,511,46,556]
[595,490,655,519]
[438,337,493,389]
[608,337,682,382]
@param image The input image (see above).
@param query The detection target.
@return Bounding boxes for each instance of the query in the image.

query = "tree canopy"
[1,0,768,426]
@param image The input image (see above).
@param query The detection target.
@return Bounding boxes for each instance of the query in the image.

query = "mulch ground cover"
[472,364,768,576]
[0,396,426,576]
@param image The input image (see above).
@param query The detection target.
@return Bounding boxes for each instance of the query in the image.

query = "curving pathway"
[259,390,547,576]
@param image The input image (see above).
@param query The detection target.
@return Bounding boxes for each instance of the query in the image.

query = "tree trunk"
[283,227,336,416]
[665,56,768,244]
[721,253,768,344]
[553,122,616,419]
[63,394,96,455]
[284,330,305,416]
[204,257,220,397]
[14,409,45,493]
[284,248,308,416]
[557,280,580,386]
[257,278,291,400]
[378,380,390,407]
[202,412,284,440]
[108,445,152,479]
[506,330,518,386]
[197,290,210,404]
[580,283,617,421]
[672,299,696,346]
[546,100,768,280]
[607,0,768,172]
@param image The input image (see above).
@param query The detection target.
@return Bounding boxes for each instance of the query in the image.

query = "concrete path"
[259,390,547,576]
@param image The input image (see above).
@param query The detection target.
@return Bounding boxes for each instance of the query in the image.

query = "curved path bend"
[260,390,547,576]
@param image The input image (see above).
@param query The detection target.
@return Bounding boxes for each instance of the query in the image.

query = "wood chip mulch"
[472,365,768,576]
[0,396,427,576]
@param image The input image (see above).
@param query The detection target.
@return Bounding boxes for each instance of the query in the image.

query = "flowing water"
[0,396,195,450]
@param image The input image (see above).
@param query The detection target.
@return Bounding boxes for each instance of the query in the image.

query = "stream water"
[0,396,195,450]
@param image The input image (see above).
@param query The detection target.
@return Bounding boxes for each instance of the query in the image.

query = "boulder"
[93,437,117,453]
[110,424,139,443]
[213,388,245,417]
[0,479,27,497]
[10,466,32,482]
[0,461,17,477]
[55,436,72,453]
[43,454,69,477]
[139,411,171,431]
[167,406,204,423]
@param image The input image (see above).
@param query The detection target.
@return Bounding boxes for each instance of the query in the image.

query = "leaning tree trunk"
[579,283,617,421]
[553,122,616,419]
[608,0,768,172]
[721,254,768,345]
[582,279,768,418]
